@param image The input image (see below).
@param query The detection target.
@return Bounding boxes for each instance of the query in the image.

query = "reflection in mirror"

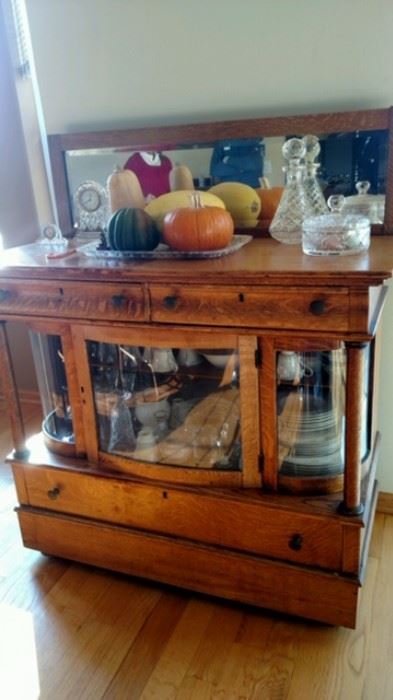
[65,129,388,229]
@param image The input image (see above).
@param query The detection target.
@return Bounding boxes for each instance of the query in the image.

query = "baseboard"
[0,389,40,405]
[377,491,393,515]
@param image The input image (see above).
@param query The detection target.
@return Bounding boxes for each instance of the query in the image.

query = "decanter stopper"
[303,134,328,215]
[327,194,345,212]
[356,181,371,195]
[269,138,314,244]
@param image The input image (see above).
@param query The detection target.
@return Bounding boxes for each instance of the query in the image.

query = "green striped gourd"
[107,208,159,251]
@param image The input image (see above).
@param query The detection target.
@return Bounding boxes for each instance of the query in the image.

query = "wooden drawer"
[13,464,349,572]
[150,285,350,331]
[0,280,145,321]
[17,507,359,627]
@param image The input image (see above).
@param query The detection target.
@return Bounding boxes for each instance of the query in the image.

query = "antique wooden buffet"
[1,107,393,628]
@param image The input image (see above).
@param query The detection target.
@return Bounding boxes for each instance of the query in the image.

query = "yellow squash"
[209,182,261,225]
[145,190,225,230]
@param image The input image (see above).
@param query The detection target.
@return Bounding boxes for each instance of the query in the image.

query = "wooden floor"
[1,404,393,700]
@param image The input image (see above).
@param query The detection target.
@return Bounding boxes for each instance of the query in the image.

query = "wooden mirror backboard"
[48,107,393,236]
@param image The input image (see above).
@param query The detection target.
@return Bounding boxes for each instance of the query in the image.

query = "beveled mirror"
[48,107,393,236]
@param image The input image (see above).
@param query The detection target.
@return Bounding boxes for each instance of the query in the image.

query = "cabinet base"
[17,506,360,628]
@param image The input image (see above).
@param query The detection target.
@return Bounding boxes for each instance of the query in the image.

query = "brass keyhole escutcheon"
[309,299,326,315]
[288,533,303,551]
[163,295,178,309]
[47,487,60,500]
[112,294,127,308]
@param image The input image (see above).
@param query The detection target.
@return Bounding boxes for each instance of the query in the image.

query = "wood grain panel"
[0,279,145,322]
[17,508,359,627]
[0,322,27,457]
[150,285,350,331]
[238,335,261,487]
[17,464,346,569]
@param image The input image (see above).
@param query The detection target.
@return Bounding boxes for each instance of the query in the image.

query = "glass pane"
[88,342,242,471]
[277,348,346,478]
[29,332,74,445]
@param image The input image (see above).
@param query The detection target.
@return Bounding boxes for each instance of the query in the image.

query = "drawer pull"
[0,289,11,302]
[163,295,178,310]
[309,299,326,315]
[47,487,60,500]
[111,294,127,308]
[288,533,303,551]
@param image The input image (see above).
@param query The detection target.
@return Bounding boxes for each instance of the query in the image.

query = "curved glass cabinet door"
[87,341,242,471]
[277,348,346,481]
[276,344,371,489]
[30,332,74,449]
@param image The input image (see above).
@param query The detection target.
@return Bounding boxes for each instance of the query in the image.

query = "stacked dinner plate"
[279,398,344,477]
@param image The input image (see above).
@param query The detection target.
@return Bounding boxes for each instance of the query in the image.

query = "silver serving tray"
[80,235,252,260]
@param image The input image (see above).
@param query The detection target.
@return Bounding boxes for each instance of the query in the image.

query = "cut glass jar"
[343,181,385,224]
[302,195,370,256]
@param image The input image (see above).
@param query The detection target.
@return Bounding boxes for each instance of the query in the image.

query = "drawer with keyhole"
[150,285,350,331]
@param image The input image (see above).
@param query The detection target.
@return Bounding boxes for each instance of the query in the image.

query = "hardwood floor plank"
[182,605,244,686]
[286,556,379,700]
[363,516,393,700]
[102,590,189,700]
[43,576,162,700]
[369,512,385,559]
[140,599,214,699]
[213,642,293,700]
[235,609,276,648]
[174,676,215,699]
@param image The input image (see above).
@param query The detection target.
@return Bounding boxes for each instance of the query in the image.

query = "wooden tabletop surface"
[1,236,393,286]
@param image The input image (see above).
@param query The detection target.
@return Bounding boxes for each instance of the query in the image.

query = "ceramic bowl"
[201,350,233,368]
[135,397,170,428]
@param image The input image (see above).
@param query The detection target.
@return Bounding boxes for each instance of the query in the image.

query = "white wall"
[24,0,393,489]
[0,2,39,392]
[25,0,393,133]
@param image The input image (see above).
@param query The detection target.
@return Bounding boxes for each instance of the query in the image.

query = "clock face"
[78,187,101,212]
[42,223,61,240]
[74,181,109,232]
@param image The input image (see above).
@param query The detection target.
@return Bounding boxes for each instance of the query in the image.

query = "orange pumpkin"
[255,186,284,220]
[163,197,234,252]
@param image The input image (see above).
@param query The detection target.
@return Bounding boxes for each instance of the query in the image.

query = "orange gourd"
[255,183,284,220]
[163,195,234,251]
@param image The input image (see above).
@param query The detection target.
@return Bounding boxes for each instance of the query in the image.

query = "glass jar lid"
[343,181,385,223]
[303,195,370,235]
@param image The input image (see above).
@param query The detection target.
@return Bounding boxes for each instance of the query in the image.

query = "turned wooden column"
[0,321,29,459]
[339,342,368,515]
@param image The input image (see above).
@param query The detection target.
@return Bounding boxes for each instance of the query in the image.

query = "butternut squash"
[107,167,145,213]
[169,165,194,191]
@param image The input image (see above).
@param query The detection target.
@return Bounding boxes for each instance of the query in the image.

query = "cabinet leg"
[0,321,29,459]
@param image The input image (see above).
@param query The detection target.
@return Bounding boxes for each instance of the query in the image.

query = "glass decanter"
[269,138,314,244]
[302,134,328,215]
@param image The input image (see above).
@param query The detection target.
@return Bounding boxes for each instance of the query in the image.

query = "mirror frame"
[48,107,393,236]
